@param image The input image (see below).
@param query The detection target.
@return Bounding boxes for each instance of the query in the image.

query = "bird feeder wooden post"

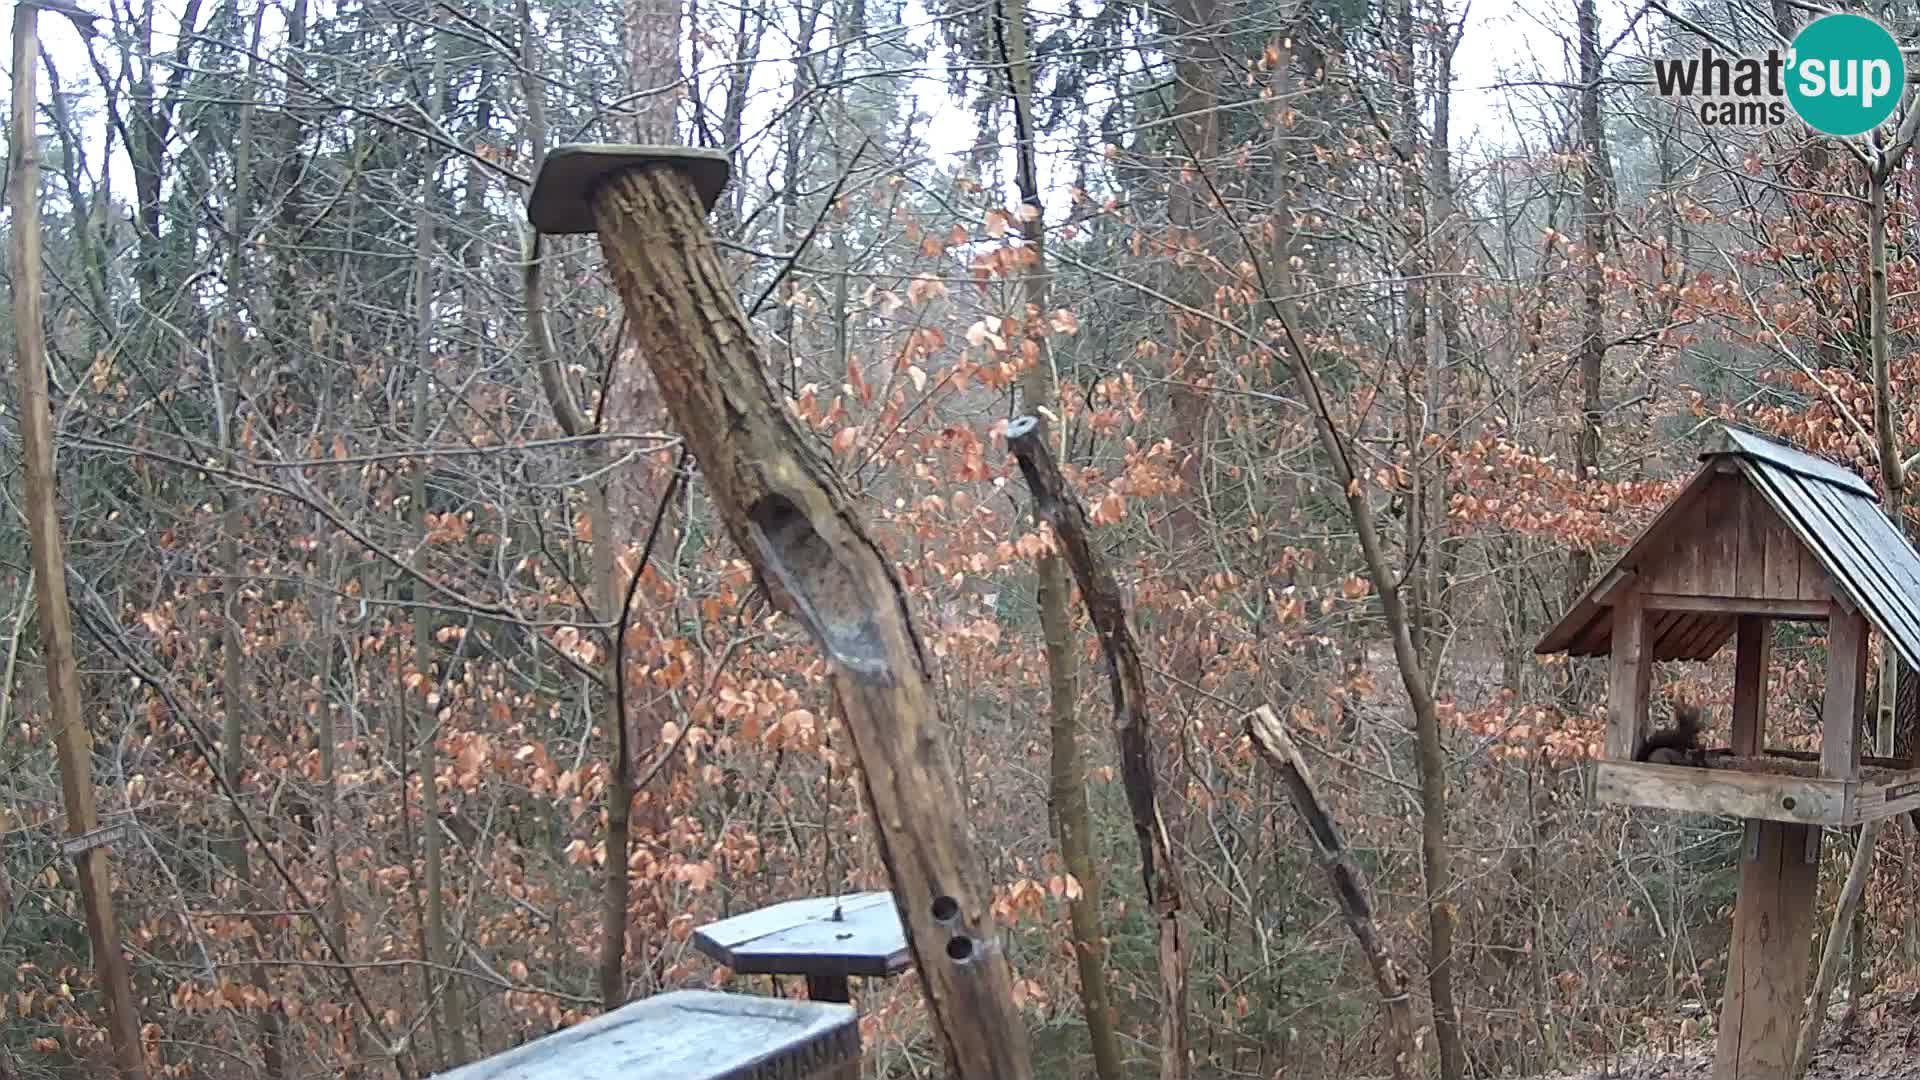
[1538,426,1920,1080]
[526,146,1033,1080]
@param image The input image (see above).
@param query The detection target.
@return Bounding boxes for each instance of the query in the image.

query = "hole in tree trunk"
[746,493,890,684]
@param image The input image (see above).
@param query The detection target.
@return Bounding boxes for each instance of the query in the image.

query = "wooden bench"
[433,989,859,1079]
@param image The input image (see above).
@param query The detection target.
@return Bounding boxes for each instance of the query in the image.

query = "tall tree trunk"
[1426,11,1463,682]
[409,28,465,1066]
[1262,296,1459,1079]
[8,10,148,1076]
[996,1,1122,1075]
[217,16,286,1071]
[1393,0,1433,666]
[596,0,690,1003]
[514,0,637,1012]
[1570,0,1611,604]
[584,162,1036,1077]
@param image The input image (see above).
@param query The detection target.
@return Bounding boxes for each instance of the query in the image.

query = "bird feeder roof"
[1537,425,1920,671]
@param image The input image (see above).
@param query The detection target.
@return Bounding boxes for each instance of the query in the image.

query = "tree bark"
[1007,417,1189,1080]
[584,163,1034,1079]
[217,17,287,1071]
[1570,0,1610,605]
[1246,706,1418,1080]
[409,28,464,1065]
[8,8,148,1076]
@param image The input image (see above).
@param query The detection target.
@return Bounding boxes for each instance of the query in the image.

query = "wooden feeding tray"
[433,989,859,1080]
[1595,751,1920,826]
[694,891,910,1003]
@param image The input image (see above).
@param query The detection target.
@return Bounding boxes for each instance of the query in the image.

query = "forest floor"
[1541,990,1920,1079]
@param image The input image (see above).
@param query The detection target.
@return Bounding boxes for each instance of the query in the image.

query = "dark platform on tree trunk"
[526,144,731,234]
[694,891,911,1002]
[432,989,858,1079]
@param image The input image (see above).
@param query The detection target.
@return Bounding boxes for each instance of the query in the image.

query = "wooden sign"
[59,819,131,859]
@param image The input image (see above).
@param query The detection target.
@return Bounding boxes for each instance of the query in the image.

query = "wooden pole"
[1714,601,1860,1080]
[1713,820,1819,1080]
[1606,591,1650,761]
[7,7,147,1076]
[572,160,1032,1079]
[1005,414,1190,1080]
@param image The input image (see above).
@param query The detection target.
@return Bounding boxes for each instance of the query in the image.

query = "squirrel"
[1635,702,1706,766]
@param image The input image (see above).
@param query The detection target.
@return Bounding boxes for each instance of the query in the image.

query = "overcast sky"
[11,0,1629,226]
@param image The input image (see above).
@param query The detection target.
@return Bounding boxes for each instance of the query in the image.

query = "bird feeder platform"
[1539,425,1920,1080]
[432,989,858,1080]
[1595,752,1920,826]
[694,891,911,1004]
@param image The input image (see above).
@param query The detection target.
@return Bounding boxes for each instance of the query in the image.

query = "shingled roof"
[1536,426,1920,671]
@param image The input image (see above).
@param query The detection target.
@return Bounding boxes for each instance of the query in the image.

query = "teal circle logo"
[1787,14,1905,136]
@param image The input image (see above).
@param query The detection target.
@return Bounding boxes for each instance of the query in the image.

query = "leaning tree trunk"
[995,0,1123,1074]
[1007,417,1190,1080]
[581,162,1034,1079]
[8,7,148,1076]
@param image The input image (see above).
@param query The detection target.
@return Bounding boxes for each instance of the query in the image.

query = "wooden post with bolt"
[8,3,147,1077]
[527,145,1033,1079]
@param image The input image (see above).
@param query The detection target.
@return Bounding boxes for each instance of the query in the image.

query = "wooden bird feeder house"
[1538,425,1920,1079]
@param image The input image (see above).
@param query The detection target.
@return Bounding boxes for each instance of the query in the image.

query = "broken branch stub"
[554,153,1032,1079]
[1246,706,1419,1080]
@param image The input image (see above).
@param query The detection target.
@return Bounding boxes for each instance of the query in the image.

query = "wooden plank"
[1607,593,1652,761]
[1734,480,1769,600]
[435,990,860,1080]
[1703,477,1740,597]
[1761,485,1804,600]
[1690,621,1738,663]
[1669,612,1731,661]
[1570,612,1613,657]
[1593,761,1845,825]
[1713,821,1820,1080]
[1732,617,1770,756]
[1640,476,1719,596]
[1638,594,1829,619]
[1822,604,1868,781]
